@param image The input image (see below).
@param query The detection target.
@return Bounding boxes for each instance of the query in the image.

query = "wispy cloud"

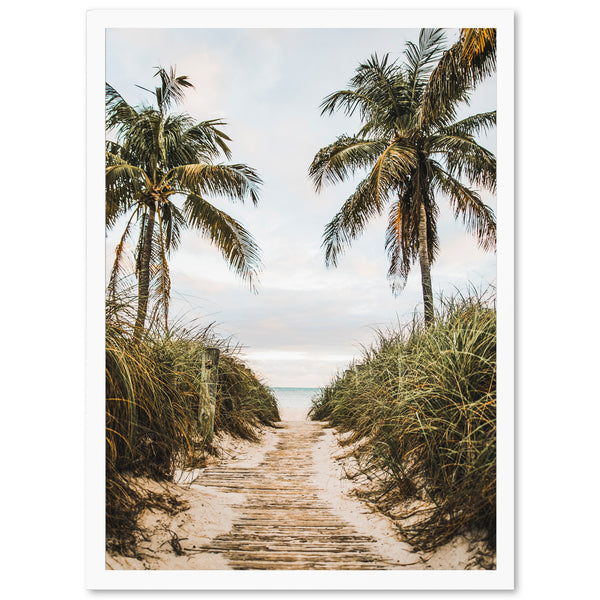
[106,27,497,387]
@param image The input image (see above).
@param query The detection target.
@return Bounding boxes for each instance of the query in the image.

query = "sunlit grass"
[310,288,496,551]
[105,293,279,553]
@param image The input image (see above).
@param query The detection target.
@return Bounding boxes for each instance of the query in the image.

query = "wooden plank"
[191,418,405,570]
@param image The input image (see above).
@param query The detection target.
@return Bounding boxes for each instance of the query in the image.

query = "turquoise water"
[271,387,321,409]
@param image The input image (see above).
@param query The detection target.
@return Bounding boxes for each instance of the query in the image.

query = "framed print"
[87,7,514,590]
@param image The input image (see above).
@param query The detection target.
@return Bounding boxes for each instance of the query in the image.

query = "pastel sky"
[105,27,497,387]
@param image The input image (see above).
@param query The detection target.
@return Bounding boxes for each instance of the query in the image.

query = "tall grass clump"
[215,355,280,440]
[310,289,496,552]
[105,295,279,554]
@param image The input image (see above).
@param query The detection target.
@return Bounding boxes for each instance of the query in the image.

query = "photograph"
[87,8,514,589]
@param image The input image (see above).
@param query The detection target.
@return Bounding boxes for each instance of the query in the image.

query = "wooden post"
[199,347,220,443]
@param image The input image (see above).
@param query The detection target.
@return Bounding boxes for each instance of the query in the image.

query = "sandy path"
[193,408,421,569]
[107,407,485,570]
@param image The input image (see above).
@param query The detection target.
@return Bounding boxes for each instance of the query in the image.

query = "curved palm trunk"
[134,202,157,340]
[418,201,434,325]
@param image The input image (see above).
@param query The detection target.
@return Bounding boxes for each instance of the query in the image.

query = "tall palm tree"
[106,67,262,338]
[309,28,496,324]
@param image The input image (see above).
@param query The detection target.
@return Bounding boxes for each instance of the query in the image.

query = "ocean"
[271,387,321,409]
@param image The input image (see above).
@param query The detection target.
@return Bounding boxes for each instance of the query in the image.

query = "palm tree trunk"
[418,201,434,325]
[134,202,157,340]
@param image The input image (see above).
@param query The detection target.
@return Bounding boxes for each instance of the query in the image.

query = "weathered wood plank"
[192,419,403,570]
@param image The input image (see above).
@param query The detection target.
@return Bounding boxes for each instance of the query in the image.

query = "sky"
[105,27,497,388]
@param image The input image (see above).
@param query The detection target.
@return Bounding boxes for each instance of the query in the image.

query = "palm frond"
[105,163,150,195]
[431,164,496,251]
[421,28,496,129]
[167,163,262,205]
[160,201,187,254]
[385,191,417,294]
[180,119,233,160]
[309,136,388,191]
[107,210,139,300]
[367,142,416,210]
[322,177,383,268]
[438,111,496,139]
[158,115,233,167]
[105,162,149,228]
[348,54,409,135]
[150,208,171,329]
[111,108,164,175]
[320,89,378,120]
[153,65,195,113]
[430,134,496,192]
[106,83,139,131]
[404,28,447,103]
[105,141,124,157]
[184,193,262,290]
[460,28,497,83]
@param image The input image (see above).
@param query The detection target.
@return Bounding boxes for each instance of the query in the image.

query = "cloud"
[106,27,498,387]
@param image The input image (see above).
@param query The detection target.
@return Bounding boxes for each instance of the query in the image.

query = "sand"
[106,406,494,570]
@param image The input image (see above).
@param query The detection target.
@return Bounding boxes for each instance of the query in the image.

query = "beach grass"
[309,289,496,551]
[105,295,279,554]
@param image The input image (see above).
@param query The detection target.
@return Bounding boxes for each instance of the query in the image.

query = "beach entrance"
[189,413,415,569]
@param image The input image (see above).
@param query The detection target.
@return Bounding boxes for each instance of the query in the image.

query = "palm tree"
[106,67,262,338]
[309,28,496,324]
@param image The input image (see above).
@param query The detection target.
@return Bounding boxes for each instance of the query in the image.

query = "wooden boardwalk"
[193,418,401,570]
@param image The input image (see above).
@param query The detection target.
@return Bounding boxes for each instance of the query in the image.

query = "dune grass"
[309,290,496,552]
[105,296,279,554]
